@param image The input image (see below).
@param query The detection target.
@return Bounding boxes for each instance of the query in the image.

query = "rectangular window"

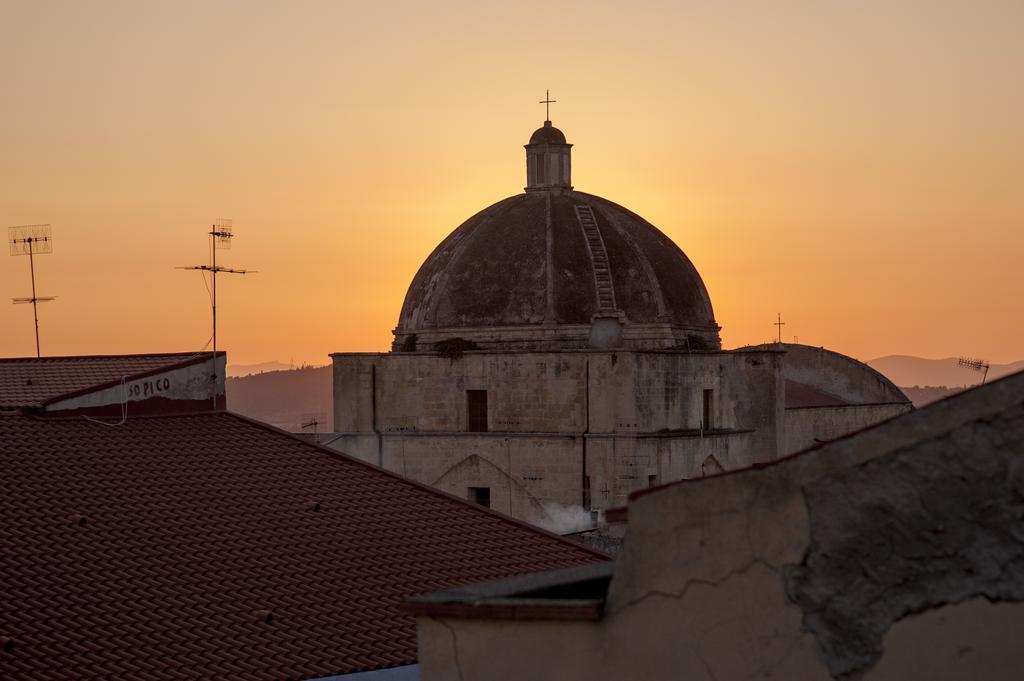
[467,390,488,432]
[703,389,714,430]
[583,475,591,509]
[469,487,491,508]
[648,474,658,487]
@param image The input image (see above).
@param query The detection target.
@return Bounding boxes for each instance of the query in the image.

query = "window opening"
[469,487,491,508]
[467,390,488,432]
[702,388,714,430]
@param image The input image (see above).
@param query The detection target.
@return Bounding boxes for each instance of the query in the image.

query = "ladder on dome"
[574,204,617,312]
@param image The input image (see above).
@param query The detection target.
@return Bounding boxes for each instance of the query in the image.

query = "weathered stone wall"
[327,429,759,518]
[327,433,379,465]
[785,403,911,453]
[335,352,588,434]
[762,343,908,405]
[333,349,782,436]
[386,433,584,520]
[586,432,758,510]
[331,349,784,520]
[332,355,377,433]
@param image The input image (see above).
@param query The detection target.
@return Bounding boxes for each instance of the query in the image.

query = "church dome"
[393,122,720,352]
[529,121,567,144]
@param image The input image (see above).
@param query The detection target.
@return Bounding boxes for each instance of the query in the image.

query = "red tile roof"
[784,379,850,408]
[0,352,214,408]
[1,408,605,680]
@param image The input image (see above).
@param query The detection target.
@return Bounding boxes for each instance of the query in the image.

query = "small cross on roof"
[539,89,556,122]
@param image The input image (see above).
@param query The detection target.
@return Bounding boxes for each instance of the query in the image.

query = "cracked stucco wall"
[416,373,1024,681]
[784,401,1024,679]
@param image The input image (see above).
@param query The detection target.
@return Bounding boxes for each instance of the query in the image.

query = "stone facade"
[331,342,908,525]
[332,348,783,523]
[763,343,912,452]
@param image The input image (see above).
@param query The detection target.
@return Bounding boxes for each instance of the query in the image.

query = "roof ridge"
[0,350,225,364]
[40,353,218,407]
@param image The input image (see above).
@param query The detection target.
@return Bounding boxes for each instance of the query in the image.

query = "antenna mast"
[958,357,990,385]
[301,415,322,443]
[8,224,56,357]
[177,219,255,409]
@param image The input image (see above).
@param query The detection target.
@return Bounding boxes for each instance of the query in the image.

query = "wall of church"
[784,403,912,454]
[776,343,909,404]
[331,348,785,521]
[334,352,588,434]
[384,433,584,521]
[333,349,783,439]
[584,431,757,510]
[327,434,380,465]
[330,430,760,519]
[329,429,760,520]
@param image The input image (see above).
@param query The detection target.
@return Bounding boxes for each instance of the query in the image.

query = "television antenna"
[177,219,255,409]
[8,224,56,357]
[301,415,323,442]
[958,357,990,385]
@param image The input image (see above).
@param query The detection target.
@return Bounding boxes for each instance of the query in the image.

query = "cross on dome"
[539,89,556,122]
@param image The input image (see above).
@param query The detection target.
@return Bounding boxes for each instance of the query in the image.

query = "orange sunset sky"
[2,1,1022,366]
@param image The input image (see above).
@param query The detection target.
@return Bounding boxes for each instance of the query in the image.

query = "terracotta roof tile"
[2,409,605,679]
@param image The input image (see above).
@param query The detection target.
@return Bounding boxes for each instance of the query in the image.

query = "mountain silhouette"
[867,355,1024,388]
[225,365,332,432]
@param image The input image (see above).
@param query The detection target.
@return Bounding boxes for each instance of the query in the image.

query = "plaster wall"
[417,617,602,681]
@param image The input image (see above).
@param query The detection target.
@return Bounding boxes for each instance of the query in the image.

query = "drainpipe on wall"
[507,437,513,516]
[582,359,590,509]
[372,362,382,467]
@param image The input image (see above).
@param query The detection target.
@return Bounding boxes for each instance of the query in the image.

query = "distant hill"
[899,385,962,408]
[225,365,332,432]
[868,355,1024,389]
[227,361,292,377]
